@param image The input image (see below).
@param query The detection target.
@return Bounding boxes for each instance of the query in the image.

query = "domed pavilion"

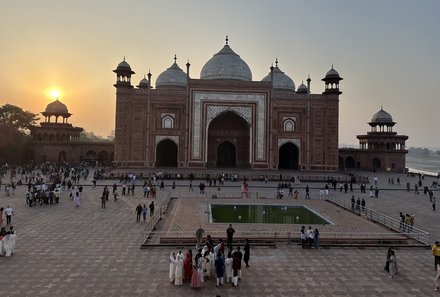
[339,107,408,172]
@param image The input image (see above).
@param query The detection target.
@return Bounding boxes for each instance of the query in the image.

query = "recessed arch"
[372,158,381,170]
[156,139,178,167]
[345,156,355,168]
[278,142,299,170]
[216,141,236,167]
[58,151,67,162]
[207,111,250,167]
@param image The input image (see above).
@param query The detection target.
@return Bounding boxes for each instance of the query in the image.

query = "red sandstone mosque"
[30,38,408,172]
[113,38,341,171]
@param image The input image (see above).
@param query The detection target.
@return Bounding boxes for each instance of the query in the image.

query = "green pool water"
[210,204,331,225]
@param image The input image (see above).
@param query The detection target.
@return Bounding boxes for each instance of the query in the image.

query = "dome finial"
[174,54,177,64]
[225,35,229,45]
[331,64,334,69]
[123,56,125,61]
[275,58,278,68]
[381,105,383,110]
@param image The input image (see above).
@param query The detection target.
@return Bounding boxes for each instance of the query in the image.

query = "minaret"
[306,75,311,94]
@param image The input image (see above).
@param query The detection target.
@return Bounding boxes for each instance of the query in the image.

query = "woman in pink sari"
[191,249,203,289]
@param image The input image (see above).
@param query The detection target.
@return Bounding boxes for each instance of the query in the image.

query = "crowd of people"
[169,226,250,290]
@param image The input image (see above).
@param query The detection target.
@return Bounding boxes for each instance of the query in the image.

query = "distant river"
[406,155,440,176]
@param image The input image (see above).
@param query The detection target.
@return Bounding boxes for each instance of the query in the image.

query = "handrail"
[326,196,430,245]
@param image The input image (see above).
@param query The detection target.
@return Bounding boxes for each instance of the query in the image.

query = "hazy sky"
[1,0,439,148]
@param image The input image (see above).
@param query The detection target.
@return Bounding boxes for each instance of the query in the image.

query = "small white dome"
[116,60,132,71]
[200,44,252,81]
[370,107,394,124]
[156,61,187,88]
[138,77,149,88]
[262,66,295,91]
[45,99,69,114]
[325,67,340,78]
[297,82,308,93]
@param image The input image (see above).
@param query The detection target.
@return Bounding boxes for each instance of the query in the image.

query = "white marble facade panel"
[192,92,266,161]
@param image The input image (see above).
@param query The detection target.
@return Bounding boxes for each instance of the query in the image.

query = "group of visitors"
[300,226,320,249]
[169,237,250,289]
[135,202,155,222]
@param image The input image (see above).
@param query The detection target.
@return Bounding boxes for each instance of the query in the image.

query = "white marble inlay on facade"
[206,106,252,126]
[192,92,266,160]
[155,135,179,145]
[278,138,301,148]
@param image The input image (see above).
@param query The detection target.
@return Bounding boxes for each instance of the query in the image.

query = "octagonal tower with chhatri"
[339,107,408,172]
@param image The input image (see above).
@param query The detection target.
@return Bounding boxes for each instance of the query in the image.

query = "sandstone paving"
[0,171,439,296]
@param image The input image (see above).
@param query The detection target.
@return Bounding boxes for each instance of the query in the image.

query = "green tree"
[0,104,39,164]
[79,130,111,142]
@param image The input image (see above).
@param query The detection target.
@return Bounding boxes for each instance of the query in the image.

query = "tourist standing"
[226,224,235,250]
[169,251,176,283]
[300,226,306,249]
[142,204,148,222]
[243,239,250,268]
[215,250,225,287]
[384,247,393,272]
[183,249,193,282]
[388,250,398,278]
[305,185,310,199]
[135,204,142,222]
[101,193,106,209]
[314,228,320,250]
[435,264,440,291]
[432,241,440,270]
[174,251,184,286]
[4,206,13,225]
[225,251,233,283]
[149,201,155,217]
[433,196,436,211]
[196,227,205,248]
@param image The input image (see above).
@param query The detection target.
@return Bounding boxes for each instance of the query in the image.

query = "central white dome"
[200,44,252,81]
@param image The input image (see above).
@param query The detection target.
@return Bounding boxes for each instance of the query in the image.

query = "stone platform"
[0,170,439,296]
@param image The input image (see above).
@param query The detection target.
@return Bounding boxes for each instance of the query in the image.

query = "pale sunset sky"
[0,1,439,148]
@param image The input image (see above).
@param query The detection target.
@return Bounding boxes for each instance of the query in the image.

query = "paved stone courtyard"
[1,170,439,296]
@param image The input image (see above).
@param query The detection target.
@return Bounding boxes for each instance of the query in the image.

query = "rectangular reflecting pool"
[210,204,331,225]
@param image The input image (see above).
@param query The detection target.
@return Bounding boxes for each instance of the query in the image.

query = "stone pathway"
[0,171,439,296]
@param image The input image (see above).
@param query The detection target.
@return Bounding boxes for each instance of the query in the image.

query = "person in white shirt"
[4,206,13,225]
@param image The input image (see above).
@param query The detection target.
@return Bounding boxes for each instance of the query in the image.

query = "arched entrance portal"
[217,141,236,167]
[156,139,178,167]
[345,156,355,168]
[207,111,250,168]
[372,158,381,170]
[58,151,67,162]
[98,151,109,165]
[278,142,299,170]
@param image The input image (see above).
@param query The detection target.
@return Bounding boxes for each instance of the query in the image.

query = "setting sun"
[50,89,60,99]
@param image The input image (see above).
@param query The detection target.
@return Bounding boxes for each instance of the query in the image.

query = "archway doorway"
[345,156,355,168]
[372,158,381,170]
[98,151,109,165]
[156,139,178,167]
[207,111,250,167]
[58,151,67,162]
[278,142,299,170]
[217,141,236,167]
